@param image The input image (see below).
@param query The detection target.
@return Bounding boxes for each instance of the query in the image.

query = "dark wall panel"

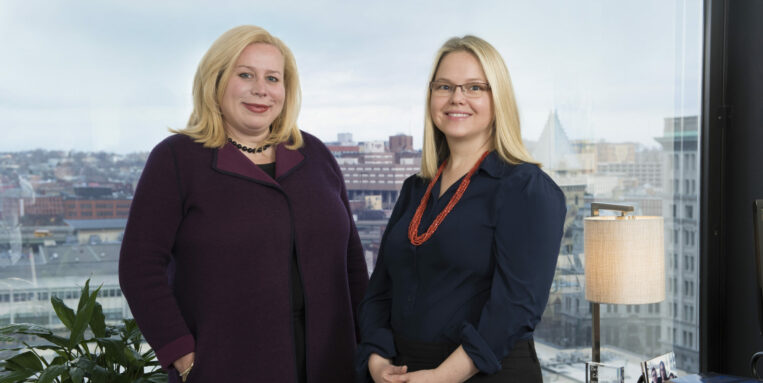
[717,0,763,376]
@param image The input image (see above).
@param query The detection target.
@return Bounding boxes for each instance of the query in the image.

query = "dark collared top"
[119,132,368,383]
[356,152,566,378]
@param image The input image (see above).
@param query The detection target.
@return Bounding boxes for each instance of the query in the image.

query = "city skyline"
[0,114,701,376]
[1,0,702,153]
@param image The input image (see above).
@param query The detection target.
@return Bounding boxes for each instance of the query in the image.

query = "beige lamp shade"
[584,216,665,304]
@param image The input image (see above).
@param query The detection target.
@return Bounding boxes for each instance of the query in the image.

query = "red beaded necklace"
[408,151,490,246]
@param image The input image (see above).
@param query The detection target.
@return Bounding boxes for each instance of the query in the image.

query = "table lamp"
[584,203,665,362]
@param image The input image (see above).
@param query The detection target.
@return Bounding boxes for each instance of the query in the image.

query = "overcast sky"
[0,0,702,153]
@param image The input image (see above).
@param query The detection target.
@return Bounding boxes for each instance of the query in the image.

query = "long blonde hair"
[173,25,303,149]
[421,35,537,179]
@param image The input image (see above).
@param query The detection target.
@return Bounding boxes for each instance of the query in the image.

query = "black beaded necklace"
[227,137,271,154]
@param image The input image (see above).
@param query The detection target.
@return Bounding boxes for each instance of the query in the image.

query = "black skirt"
[393,335,542,383]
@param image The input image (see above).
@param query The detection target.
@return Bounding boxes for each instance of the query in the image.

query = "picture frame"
[586,361,625,383]
[642,352,679,383]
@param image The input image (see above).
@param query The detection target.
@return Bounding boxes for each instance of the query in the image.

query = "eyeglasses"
[429,81,491,98]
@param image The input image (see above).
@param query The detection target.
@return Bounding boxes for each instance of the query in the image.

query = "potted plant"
[0,279,166,383]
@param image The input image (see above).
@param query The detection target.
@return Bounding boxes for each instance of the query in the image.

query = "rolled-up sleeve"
[355,177,414,381]
[460,168,566,374]
[119,140,194,369]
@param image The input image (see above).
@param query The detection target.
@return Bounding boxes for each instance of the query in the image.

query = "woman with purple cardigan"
[119,25,368,383]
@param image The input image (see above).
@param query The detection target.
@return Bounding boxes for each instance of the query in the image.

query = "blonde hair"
[421,35,537,179]
[173,25,303,149]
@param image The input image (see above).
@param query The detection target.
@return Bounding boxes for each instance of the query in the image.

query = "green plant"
[0,280,166,383]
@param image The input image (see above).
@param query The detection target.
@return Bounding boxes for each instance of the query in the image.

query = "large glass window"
[1,1,702,379]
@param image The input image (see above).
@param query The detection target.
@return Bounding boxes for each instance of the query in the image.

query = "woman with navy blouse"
[356,35,566,383]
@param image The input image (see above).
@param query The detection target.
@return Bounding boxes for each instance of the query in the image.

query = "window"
[0,0,703,378]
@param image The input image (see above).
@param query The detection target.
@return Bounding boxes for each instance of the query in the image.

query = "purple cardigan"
[119,132,368,382]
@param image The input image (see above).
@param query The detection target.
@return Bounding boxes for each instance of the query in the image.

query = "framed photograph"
[641,352,679,383]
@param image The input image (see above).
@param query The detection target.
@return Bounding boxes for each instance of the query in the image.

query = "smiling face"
[220,43,285,139]
[429,50,494,146]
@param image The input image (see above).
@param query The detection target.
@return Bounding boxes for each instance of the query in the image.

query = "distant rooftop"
[64,218,127,230]
[660,115,699,137]
[532,110,583,171]
[0,243,121,279]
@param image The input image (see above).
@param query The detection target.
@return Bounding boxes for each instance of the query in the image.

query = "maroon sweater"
[119,132,368,382]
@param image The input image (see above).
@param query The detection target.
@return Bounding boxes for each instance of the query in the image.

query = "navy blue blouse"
[356,152,567,377]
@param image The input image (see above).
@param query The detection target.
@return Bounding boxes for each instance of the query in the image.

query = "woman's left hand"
[400,369,448,383]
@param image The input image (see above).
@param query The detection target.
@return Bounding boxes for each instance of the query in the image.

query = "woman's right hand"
[369,353,408,383]
[173,352,195,380]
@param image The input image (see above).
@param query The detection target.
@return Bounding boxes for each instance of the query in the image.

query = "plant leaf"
[145,372,169,383]
[122,319,143,347]
[51,356,67,365]
[38,364,67,383]
[73,358,109,382]
[0,369,36,383]
[5,351,43,372]
[69,366,85,383]
[96,337,127,366]
[141,348,156,362]
[50,296,76,330]
[76,279,91,312]
[89,301,106,338]
[21,345,62,351]
[124,346,142,366]
[69,286,99,348]
[0,323,51,336]
[0,335,15,343]
[38,333,71,349]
